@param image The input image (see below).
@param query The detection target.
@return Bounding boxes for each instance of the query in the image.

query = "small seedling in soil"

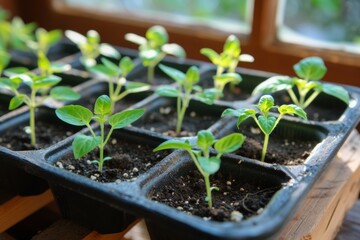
[222,95,307,162]
[252,56,350,109]
[155,64,219,135]
[90,56,150,112]
[125,25,186,83]
[65,29,120,69]
[201,34,254,98]
[0,48,10,75]
[0,68,80,146]
[0,8,36,51]
[154,130,245,208]
[56,95,144,172]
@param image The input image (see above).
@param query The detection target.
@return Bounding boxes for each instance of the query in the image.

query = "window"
[277,0,360,54]
[63,0,254,35]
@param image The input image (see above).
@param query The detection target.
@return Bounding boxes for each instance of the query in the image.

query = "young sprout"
[222,95,307,162]
[252,56,350,109]
[65,29,120,69]
[125,25,186,83]
[0,48,10,75]
[0,70,80,146]
[155,64,219,134]
[90,57,150,112]
[200,35,254,97]
[55,95,144,172]
[154,130,245,208]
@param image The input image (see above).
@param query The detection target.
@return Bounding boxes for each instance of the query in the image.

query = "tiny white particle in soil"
[111,139,117,145]
[184,201,189,204]
[223,192,228,196]
[177,206,183,210]
[145,163,151,167]
[133,167,139,173]
[240,188,244,191]
[226,181,232,186]
[257,208,264,214]
[230,211,243,222]
[86,160,92,165]
[130,177,137,181]
[66,131,72,136]
[250,127,261,134]
[137,145,141,148]
[150,127,155,131]
[190,111,196,117]
[94,173,100,177]
[68,165,75,170]
[123,173,129,178]
[56,162,64,169]
[234,202,240,206]
[90,175,97,180]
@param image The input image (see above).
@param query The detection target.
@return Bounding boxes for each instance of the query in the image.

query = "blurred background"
[0,0,359,86]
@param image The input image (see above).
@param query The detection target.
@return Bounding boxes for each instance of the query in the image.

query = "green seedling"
[90,56,150,112]
[252,56,350,109]
[0,48,10,75]
[65,29,120,69]
[56,95,144,172]
[0,69,80,146]
[201,34,254,97]
[0,8,36,51]
[125,25,186,83]
[155,64,219,134]
[154,130,245,208]
[222,95,307,162]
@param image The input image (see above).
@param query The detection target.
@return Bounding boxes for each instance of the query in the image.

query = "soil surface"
[134,105,220,137]
[235,126,318,165]
[151,168,280,222]
[54,138,171,183]
[0,119,80,151]
[200,79,251,101]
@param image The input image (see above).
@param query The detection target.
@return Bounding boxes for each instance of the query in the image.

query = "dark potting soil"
[54,139,170,183]
[0,120,79,151]
[236,127,317,165]
[200,79,251,101]
[151,168,280,222]
[135,106,219,137]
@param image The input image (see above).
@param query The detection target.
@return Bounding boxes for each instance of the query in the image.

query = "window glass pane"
[277,0,360,53]
[63,0,254,34]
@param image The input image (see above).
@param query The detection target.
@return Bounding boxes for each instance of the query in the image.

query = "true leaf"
[155,86,179,97]
[185,66,199,85]
[90,64,118,77]
[33,75,62,89]
[258,115,276,135]
[293,56,327,80]
[94,95,112,115]
[9,95,25,110]
[213,73,242,85]
[101,57,120,75]
[119,56,134,76]
[278,104,307,120]
[159,64,185,83]
[55,105,93,126]
[198,156,220,175]
[200,48,220,65]
[196,130,215,152]
[3,67,29,77]
[214,133,245,154]
[258,95,274,114]
[109,108,144,129]
[146,25,168,47]
[72,134,101,158]
[50,86,81,101]
[252,76,293,95]
[322,83,350,105]
[153,139,192,152]
[0,77,21,91]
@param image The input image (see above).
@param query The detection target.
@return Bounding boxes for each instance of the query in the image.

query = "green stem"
[176,92,190,134]
[287,88,300,106]
[109,78,115,112]
[261,134,269,162]
[204,174,212,208]
[302,91,320,109]
[98,122,105,172]
[29,89,37,146]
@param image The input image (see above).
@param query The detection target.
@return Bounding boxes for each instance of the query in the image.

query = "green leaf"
[200,48,220,65]
[72,134,101,158]
[213,73,242,85]
[258,95,274,114]
[322,83,350,105]
[3,67,29,77]
[101,57,120,75]
[109,108,144,129]
[9,95,25,110]
[196,130,215,152]
[146,25,168,47]
[278,104,307,120]
[33,75,62,89]
[94,95,112,115]
[198,156,220,175]
[140,49,159,65]
[119,56,134,76]
[252,76,294,95]
[50,86,81,101]
[46,29,62,46]
[195,88,220,104]
[50,63,71,73]
[223,35,240,56]
[124,33,147,46]
[221,108,256,127]
[155,86,179,97]
[65,30,87,45]
[162,43,186,58]
[0,77,22,91]
[153,139,192,152]
[159,64,185,83]
[90,64,118,77]
[214,133,245,154]
[125,82,150,93]
[99,43,120,59]
[56,105,93,126]
[293,57,327,80]
[258,115,276,135]
[185,66,199,85]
